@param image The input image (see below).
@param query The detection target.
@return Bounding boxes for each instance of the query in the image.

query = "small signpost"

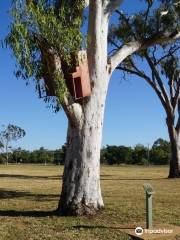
[143,183,155,229]
[123,184,180,239]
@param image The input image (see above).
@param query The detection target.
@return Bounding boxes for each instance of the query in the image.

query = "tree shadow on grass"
[0,189,60,217]
[0,174,62,180]
[0,209,57,217]
[100,177,167,181]
[0,188,59,202]
[0,174,166,181]
[72,224,134,230]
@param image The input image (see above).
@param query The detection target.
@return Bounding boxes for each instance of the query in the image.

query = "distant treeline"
[101,138,170,165]
[0,138,170,165]
[0,146,66,165]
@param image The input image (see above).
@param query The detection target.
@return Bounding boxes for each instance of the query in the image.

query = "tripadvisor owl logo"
[135,227,144,236]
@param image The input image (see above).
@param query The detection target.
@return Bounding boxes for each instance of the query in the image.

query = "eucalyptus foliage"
[109,0,180,45]
[0,124,26,164]
[109,0,180,77]
[0,124,26,143]
[7,0,84,108]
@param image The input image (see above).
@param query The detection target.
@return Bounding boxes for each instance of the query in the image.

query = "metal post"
[143,183,154,229]
[146,192,153,229]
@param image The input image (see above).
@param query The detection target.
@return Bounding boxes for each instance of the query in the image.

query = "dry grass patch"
[0,164,179,240]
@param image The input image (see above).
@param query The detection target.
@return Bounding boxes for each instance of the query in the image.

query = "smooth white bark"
[103,0,124,16]
[109,41,141,73]
[59,0,111,215]
[110,30,180,73]
[84,0,89,8]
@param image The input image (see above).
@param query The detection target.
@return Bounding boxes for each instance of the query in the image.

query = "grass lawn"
[0,164,179,240]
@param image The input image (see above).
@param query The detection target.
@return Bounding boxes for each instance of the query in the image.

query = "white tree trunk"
[58,71,109,215]
[57,1,110,215]
[58,93,107,215]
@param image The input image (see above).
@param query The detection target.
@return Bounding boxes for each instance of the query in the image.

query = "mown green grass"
[0,165,179,240]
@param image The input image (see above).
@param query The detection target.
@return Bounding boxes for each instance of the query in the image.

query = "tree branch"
[103,0,124,16]
[169,76,174,105]
[33,34,84,123]
[115,10,138,40]
[172,77,180,113]
[155,46,180,66]
[108,36,120,50]
[116,64,167,111]
[109,30,180,73]
[84,0,89,8]
[144,52,173,114]
[116,66,142,78]
[175,99,180,131]
[109,41,141,72]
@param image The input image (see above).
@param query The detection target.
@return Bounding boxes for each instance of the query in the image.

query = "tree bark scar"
[87,168,90,177]
[91,81,95,89]
[86,149,92,159]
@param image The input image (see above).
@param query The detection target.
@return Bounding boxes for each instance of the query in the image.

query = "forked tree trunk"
[167,120,180,178]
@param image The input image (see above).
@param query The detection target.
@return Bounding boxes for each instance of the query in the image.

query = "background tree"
[150,138,170,165]
[0,142,171,165]
[11,147,23,164]
[15,148,31,163]
[7,0,180,215]
[132,144,149,165]
[112,44,180,176]
[0,124,26,165]
[51,144,66,165]
[109,1,180,177]
[37,147,50,165]
[121,51,180,177]
[100,140,170,165]
[101,145,132,165]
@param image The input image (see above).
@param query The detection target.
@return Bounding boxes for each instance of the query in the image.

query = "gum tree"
[117,47,180,177]
[7,0,180,215]
[109,1,180,177]
[0,124,26,165]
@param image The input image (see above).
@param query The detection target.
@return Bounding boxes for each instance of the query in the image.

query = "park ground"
[0,165,179,240]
